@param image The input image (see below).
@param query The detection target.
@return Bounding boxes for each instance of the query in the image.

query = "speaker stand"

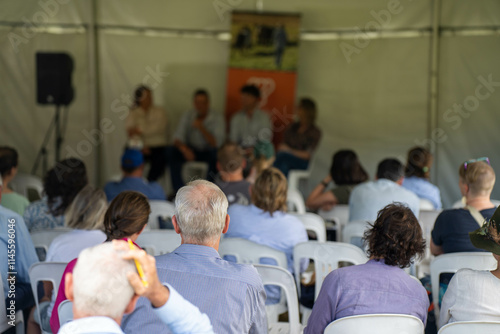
[32,105,64,176]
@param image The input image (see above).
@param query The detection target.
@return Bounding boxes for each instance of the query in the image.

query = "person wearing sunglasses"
[431,158,496,256]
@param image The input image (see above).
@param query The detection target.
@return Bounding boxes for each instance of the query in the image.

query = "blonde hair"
[459,161,496,197]
[65,185,108,230]
[251,167,287,215]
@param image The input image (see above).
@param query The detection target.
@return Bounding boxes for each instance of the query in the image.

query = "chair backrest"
[29,262,68,333]
[418,209,441,261]
[58,300,74,326]
[293,241,368,300]
[319,204,349,240]
[10,172,44,202]
[342,220,371,249]
[287,188,306,214]
[254,264,301,334]
[420,198,435,210]
[135,230,182,256]
[324,314,424,334]
[438,321,500,334]
[147,200,176,229]
[430,252,497,321]
[30,228,73,261]
[290,213,327,242]
[219,238,288,269]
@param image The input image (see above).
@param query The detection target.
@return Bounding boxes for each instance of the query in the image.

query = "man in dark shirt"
[215,143,251,206]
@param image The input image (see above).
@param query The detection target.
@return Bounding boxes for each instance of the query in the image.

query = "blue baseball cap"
[121,149,143,169]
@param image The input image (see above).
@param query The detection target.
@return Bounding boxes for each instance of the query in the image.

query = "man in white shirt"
[349,158,420,222]
[58,241,213,334]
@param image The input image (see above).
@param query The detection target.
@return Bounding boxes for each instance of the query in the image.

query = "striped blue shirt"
[122,244,267,334]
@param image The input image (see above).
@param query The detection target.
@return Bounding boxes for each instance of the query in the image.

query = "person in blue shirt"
[402,146,442,210]
[104,149,166,202]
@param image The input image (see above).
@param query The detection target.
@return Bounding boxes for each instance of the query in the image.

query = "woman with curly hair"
[23,158,88,232]
[304,203,429,333]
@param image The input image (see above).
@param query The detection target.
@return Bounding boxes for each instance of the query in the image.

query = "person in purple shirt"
[305,203,429,333]
[104,149,166,202]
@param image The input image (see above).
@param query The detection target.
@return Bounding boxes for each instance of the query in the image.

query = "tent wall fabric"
[1,0,499,207]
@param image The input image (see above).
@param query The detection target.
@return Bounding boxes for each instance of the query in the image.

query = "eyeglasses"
[464,157,490,170]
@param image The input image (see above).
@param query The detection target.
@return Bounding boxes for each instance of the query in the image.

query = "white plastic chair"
[0,277,25,333]
[254,264,302,334]
[420,198,436,210]
[417,209,441,276]
[430,252,497,322]
[182,161,209,183]
[324,314,424,334]
[342,220,371,249]
[287,188,306,214]
[147,200,176,229]
[30,228,73,261]
[288,169,311,194]
[319,204,349,241]
[452,199,500,209]
[135,230,182,256]
[438,321,500,334]
[29,262,68,334]
[58,300,73,326]
[290,213,327,242]
[293,241,368,325]
[219,238,288,323]
[10,172,44,202]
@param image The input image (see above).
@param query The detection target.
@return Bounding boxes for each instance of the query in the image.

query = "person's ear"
[216,162,221,172]
[222,214,230,234]
[241,159,247,170]
[124,295,139,314]
[396,177,404,186]
[64,273,74,302]
[172,215,181,235]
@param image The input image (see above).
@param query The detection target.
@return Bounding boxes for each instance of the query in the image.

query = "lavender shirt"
[304,259,429,333]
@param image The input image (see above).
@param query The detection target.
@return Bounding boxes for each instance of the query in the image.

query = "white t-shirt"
[439,268,500,328]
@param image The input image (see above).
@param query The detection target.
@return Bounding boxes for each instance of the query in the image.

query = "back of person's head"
[44,158,88,217]
[217,143,245,173]
[298,98,317,124]
[240,84,261,98]
[0,146,18,178]
[65,185,108,230]
[103,191,150,241]
[364,203,425,268]
[251,167,287,215]
[376,158,404,182]
[121,149,144,174]
[406,146,432,179]
[175,180,228,245]
[458,160,495,197]
[330,150,368,186]
[71,242,135,319]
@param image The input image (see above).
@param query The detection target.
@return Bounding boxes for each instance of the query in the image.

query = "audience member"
[122,180,267,334]
[431,159,496,255]
[226,167,308,304]
[126,85,168,182]
[30,185,108,333]
[50,191,151,333]
[305,203,429,333]
[0,146,29,215]
[402,146,442,210]
[104,148,166,202]
[169,89,224,191]
[273,98,321,177]
[215,142,251,206]
[24,158,87,232]
[229,84,272,149]
[439,205,500,327]
[58,242,214,334]
[306,149,368,210]
[349,158,420,222]
[1,175,39,324]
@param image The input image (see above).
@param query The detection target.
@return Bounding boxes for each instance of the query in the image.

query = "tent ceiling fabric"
[1,0,499,206]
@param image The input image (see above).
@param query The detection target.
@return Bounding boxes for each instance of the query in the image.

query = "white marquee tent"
[1,0,500,207]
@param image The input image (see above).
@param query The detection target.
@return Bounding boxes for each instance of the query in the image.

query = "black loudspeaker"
[36,52,74,105]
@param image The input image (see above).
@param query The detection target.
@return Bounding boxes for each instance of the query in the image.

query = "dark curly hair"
[0,147,18,177]
[44,158,88,216]
[104,191,151,241]
[363,203,425,268]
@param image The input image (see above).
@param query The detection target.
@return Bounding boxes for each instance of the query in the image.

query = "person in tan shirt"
[126,85,168,181]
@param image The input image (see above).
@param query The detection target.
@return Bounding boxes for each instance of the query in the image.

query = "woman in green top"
[0,146,30,215]
[306,150,368,210]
